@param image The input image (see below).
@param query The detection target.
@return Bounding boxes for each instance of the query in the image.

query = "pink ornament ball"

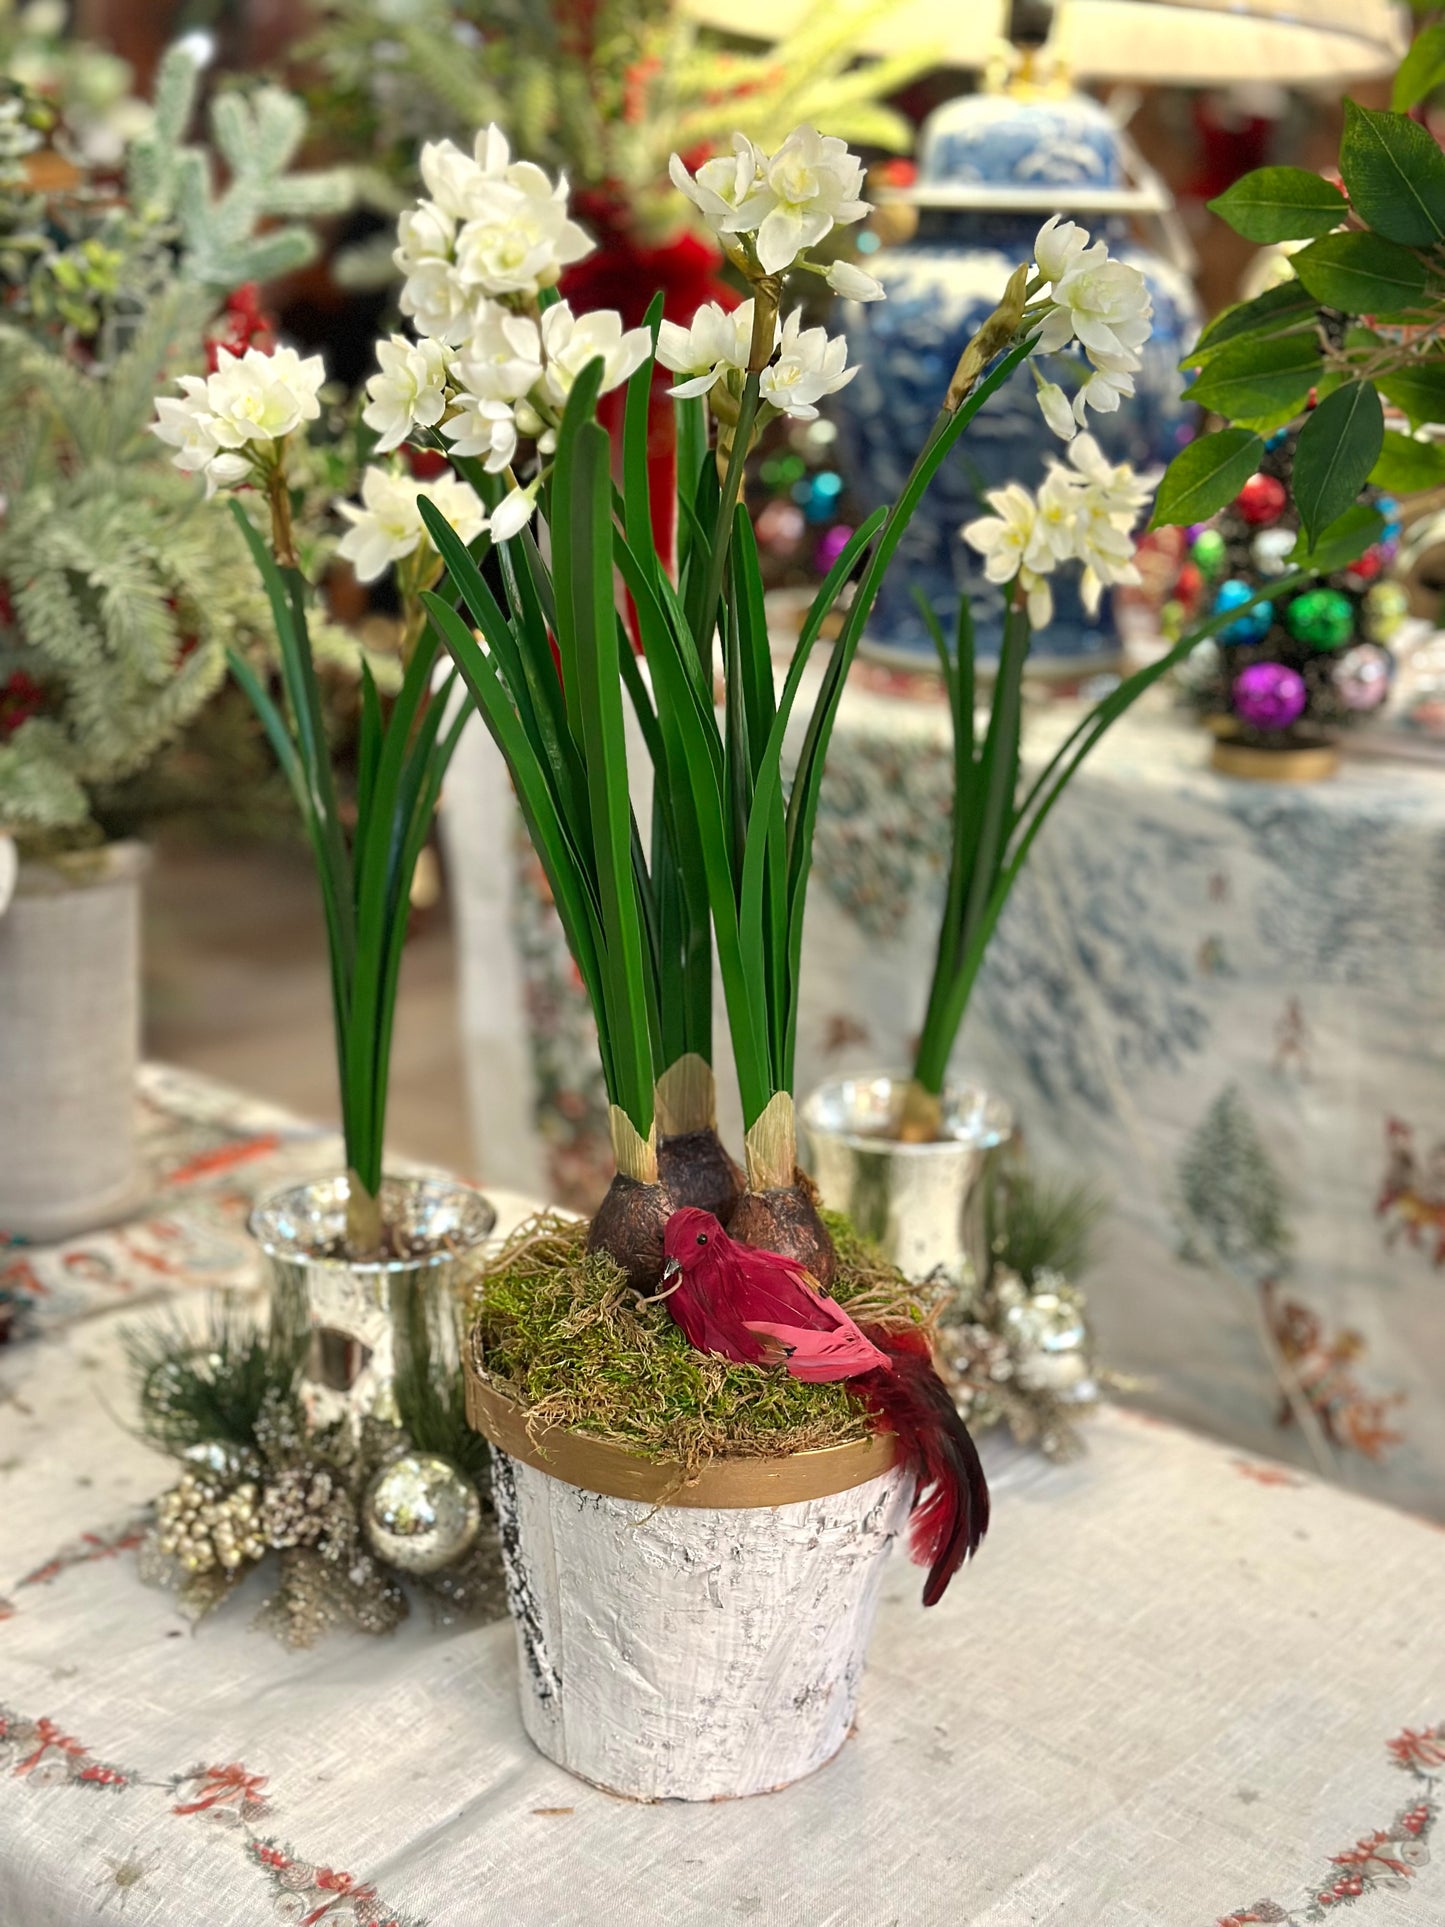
[1232,660,1307,730]
[1235,473,1288,526]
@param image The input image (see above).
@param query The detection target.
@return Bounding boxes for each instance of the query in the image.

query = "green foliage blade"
[1290,381,1384,547]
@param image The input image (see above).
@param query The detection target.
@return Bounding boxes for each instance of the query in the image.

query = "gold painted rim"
[464,1370,898,1509]
[1210,738,1340,783]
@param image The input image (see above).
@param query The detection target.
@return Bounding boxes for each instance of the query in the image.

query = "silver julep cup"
[799,1074,1012,1286]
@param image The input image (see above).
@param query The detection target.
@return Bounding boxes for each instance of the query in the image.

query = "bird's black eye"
[696,1232,708,1246]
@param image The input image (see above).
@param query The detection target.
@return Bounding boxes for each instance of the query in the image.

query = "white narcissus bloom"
[538,302,652,406]
[745,127,870,275]
[825,259,885,303]
[454,179,593,299]
[655,299,757,397]
[336,466,485,584]
[205,344,325,449]
[1032,215,1094,289]
[394,199,455,274]
[1038,255,1152,363]
[758,309,856,420]
[363,334,450,453]
[152,346,324,495]
[398,257,474,347]
[442,394,519,471]
[963,482,1040,587]
[669,135,767,237]
[450,304,543,402]
[1072,352,1136,425]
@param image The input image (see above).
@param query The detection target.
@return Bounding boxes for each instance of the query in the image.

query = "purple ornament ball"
[1232,660,1307,731]
[814,522,854,573]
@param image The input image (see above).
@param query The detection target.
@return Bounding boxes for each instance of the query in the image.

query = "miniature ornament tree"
[1172,421,1405,760]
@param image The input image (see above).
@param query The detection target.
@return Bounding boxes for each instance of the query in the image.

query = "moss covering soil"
[470,1210,938,1470]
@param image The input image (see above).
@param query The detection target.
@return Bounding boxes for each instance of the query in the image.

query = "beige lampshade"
[681,0,1407,82]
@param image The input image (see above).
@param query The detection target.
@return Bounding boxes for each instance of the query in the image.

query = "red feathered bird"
[654,1207,989,1605]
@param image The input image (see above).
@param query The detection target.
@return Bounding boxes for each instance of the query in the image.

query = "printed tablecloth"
[442,678,1445,1525]
[1,1070,1444,1927]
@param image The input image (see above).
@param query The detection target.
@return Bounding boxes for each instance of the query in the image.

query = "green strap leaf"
[1291,381,1384,548]
[1207,168,1349,243]
[1150,428,1266,530]
[1340,101,1445,247]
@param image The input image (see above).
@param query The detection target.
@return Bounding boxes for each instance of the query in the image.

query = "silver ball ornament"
[1250,527,1296,578]
[1332,642,1391,711]
[362,1451,481,1575]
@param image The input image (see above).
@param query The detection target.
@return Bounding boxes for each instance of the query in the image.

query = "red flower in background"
[206,284,275,373]
[0,670,44,736]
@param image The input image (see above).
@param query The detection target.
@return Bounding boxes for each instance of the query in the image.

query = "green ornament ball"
[1190,529,1227,579]
[1284,588,1355,649]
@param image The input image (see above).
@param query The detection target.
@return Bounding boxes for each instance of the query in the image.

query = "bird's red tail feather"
[853,1326,989,1608]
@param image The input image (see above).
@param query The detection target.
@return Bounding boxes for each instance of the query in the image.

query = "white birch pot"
[0,843,149,1240]
[470,1379,911,1801]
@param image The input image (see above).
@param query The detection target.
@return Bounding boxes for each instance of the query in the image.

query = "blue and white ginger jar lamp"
[833,86,1200,666]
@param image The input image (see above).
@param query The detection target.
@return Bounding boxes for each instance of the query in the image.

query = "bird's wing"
[743,1318,893,1383]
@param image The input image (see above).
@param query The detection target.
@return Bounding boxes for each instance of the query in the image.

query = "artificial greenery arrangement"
[0,46,351,854]
[939,1150,1107,1462]
[1150,72,1445,546]
[128,1309,503,1646]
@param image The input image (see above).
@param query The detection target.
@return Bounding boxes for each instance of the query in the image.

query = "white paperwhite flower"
[758,308,856,420]
[336,465,485,584]
[1062,432,1155,527]
[669,135,767,237]
[151,346,324,494]
[419,138,487,223]
[1034,378,1077,442]
[1071,352,1136,425]
[397,257,474,347]
[655,300,757,398]
[450,303,543,402]
[745,127,869,274]
[205,344,325,449]
[825,259,885,303]
[363,334,450,453]
[489,479,541,543]
[963,482,1040,585]
[1033,215,1095,289]
[394,199,455,273]
[454,181,592,299]
[442,394,519,470]
[538,302,652,406]
[1037,254,1152,363]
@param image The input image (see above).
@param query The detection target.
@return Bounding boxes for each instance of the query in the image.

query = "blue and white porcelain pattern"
[833,93,1200,663]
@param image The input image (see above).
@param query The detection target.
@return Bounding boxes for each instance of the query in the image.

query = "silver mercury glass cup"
[800,1074,1012,1286]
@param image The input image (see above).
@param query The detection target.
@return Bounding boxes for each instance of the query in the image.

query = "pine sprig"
[125,1311,306,1456]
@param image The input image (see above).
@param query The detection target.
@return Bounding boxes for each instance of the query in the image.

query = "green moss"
[469,1211,933,1468]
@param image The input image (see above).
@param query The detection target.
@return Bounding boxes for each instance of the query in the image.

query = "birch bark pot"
[800,1073,1012,1287]
[466,1373,911,1802]
[0,843,149,1240]
[253,1175,496,1429]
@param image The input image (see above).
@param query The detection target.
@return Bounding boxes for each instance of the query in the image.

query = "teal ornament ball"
[1285,588,1354,649]
[1213,579,1272,645]
[1364,581,1409,642]
[1190,529,1227,579]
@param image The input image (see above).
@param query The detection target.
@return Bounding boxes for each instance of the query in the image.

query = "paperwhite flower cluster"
[652,124,885,425]
[150,345,325,495]
[1026,216,1153,442]
[351,124,652,545]
[336,465,486,585]
[962,435,1153,629]
[655,300,857,421]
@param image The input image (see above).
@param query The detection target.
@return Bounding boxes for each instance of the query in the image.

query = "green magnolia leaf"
[1189,332,1320,425]
[1184,281,1317,370]
[1290,381,1384,546]
[1291,231,1434,321]
[1392,23,1445,111]
[1339,102,1445,247]
[1379,357,1445,428]
[1208,168,1349,243]
[1149,428,1266,530]
[1369,427,1445,490]
[1289,503,1386,573]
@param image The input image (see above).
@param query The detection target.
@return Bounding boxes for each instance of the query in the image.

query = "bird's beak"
[635,1254,683,1304]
